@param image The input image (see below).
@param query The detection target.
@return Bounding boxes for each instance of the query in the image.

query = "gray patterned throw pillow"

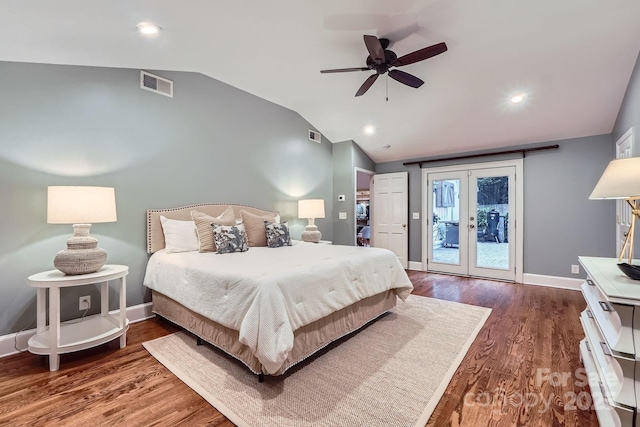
[265,221,292,248]
[212,223,249,254]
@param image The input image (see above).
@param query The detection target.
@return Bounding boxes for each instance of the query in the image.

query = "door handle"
[402,224,406,228]
[469,216,475,221]
[469,224,475,229]
[624,231,629,237]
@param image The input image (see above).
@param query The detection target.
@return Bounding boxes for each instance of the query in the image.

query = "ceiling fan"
[321,35,447,97]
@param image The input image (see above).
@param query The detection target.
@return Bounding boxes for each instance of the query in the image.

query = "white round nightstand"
[27,265,129,371]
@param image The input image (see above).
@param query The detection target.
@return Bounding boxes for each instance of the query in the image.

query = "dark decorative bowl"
[618,263,640,281]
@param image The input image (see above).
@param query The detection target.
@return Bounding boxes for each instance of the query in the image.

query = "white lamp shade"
[589,157,640,200]
[298,199,325,219]
[47,186,117,224]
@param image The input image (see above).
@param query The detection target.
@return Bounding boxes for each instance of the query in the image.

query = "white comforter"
[143,241,413,374]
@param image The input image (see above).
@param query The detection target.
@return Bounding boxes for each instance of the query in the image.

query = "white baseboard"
[522,273,583,291]
[123,302,155,324]
[408,261,423,271]
[0,302,154,359]
[406,263,582,291]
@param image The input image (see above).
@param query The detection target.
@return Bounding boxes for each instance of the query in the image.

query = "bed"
[143,203,413,378]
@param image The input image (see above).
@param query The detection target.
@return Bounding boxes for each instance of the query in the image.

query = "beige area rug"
[143,295,491,427]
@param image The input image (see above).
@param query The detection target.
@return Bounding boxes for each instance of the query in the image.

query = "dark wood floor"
[0,272,598,427]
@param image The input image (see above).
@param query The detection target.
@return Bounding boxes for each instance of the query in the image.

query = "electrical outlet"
[79,295,91,311]
[571,265,580,275]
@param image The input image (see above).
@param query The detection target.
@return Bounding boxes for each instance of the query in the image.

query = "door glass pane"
[475,176,509,269]
[432,179,460,265]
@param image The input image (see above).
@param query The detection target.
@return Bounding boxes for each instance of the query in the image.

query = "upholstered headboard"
[146,203,279,254]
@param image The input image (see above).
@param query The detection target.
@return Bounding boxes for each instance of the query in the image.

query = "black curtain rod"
[402,144,560,167]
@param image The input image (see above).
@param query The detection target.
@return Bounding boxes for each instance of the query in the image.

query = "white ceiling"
[1,0,640,163]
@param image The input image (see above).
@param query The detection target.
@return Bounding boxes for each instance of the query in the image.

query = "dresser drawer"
[581,281,636,357]
[580,310,636,408]
[580,340,634,427]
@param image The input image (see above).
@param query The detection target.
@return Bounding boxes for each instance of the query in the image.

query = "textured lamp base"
[54,224,107,275]
[301,224,322,243]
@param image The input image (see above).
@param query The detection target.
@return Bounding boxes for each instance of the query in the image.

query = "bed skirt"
[152,289,397,376]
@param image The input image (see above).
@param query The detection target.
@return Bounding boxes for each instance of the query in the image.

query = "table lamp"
[298,199,325,243]
[589,157,640,278]
[47,186,117,275]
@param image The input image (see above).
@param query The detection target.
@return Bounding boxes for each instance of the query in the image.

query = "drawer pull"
[586,310,593,319]
[598,301,612,312]
[598,382,608,405]
[587,279,595,286]
[600,341,612,357]
[585,340,591,352]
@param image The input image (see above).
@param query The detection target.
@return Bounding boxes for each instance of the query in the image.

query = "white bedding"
[143,241,413,374]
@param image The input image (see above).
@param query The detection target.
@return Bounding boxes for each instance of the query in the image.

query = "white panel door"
[372,172,408,268]
[616,128,634,257]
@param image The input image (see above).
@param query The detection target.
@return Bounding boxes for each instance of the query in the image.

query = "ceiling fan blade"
[320,67,370,73]
[388,69,424,88]
[363,35,385,64]
[391,42,447,67]
[355,74,379,97]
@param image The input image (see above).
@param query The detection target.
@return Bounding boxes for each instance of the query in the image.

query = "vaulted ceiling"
[1,0,640,162]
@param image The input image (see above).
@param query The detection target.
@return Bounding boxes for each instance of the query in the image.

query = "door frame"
[354,167,374,246]
[421,159,524,283]
[615,127,634,257]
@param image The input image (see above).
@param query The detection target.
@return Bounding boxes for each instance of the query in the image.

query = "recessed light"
[510,94,525,104]
[363,125,376,135]
[136,22,162,36]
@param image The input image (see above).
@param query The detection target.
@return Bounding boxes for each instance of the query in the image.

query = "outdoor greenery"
[476,207,490,229]
[477,177,508,205]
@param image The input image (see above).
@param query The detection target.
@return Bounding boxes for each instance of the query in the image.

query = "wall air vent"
[140,71,173,98]
[309,130,322,143]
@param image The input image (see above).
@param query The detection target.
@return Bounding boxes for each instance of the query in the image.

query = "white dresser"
[579,257,640,427]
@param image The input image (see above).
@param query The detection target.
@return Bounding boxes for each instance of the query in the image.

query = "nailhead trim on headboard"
[146,203,279,254]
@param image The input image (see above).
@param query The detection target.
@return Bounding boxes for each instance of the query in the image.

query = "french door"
[423,160,523,282]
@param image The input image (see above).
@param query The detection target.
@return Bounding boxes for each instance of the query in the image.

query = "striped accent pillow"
[190,206,236,252]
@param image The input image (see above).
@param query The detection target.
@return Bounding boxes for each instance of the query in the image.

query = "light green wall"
[612,50,640,253]
[376,135,614,278]
[332,140,375,246]
[0,61,333,335]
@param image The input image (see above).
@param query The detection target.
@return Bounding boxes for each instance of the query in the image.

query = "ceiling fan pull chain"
[386,74,389,102]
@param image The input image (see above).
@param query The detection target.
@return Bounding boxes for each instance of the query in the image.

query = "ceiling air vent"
[140,71,173,98]
[309,130,322,143]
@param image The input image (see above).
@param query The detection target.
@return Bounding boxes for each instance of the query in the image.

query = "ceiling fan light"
[511,94,525,104]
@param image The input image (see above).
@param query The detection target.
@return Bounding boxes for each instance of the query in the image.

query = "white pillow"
[160,215,199,253]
